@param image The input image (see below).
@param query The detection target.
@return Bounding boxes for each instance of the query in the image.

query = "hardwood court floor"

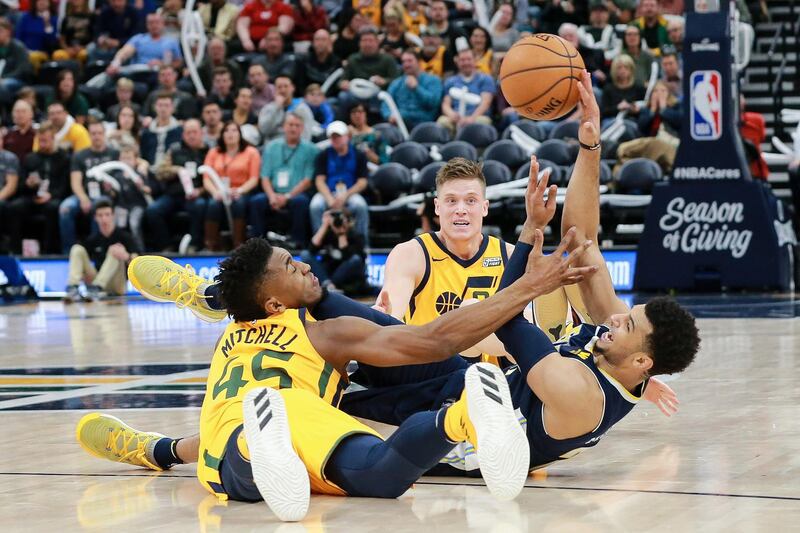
[0,298,798,532]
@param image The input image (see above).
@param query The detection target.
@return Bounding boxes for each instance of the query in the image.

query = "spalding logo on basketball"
[435,291,463,314]
[499,34,585,121]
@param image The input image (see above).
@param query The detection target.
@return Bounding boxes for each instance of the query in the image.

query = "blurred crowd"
[0,0,770,296]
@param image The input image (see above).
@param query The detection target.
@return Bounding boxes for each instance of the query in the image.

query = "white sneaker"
[242,388,310,522]
[465,363,530,501]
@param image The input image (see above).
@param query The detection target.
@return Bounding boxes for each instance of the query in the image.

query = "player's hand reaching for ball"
[522,155,557,237]
[521,227,598,297]
[576,70,600,146]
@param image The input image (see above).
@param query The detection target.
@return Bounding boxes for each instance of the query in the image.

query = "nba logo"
[690,70,722,141]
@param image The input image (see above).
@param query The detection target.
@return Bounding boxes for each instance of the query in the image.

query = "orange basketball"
[499,34,585,121]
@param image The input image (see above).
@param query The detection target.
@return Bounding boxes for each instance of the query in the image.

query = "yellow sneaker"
[128,255,226,323]
[76,413,165,471]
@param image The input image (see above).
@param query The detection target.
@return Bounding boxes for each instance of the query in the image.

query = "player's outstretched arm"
[308,231,596,369]
[561,70,628,324]
[375,239,427,320]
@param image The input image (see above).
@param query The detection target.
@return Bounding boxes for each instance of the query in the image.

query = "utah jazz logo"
[435,292,463,314]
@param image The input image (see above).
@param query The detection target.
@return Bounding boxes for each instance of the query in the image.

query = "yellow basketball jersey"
[402,9,427,35]
[404,232,508,324]
[419,46,446,77]
[197,308,356,498]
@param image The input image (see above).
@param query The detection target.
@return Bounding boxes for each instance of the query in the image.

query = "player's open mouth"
[453,221,470,227]
[310,274,319,287]
[601,331,613,343]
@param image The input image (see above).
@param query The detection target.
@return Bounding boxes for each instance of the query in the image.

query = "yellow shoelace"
[106,427,150,465]
[157,264,208,310]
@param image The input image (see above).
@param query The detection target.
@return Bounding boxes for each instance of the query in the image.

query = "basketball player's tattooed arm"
[561,70,629,324]
[307,232,596,369]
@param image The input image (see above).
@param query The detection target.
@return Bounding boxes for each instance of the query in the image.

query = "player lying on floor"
[79,217,597,520]
[78,75,696,489]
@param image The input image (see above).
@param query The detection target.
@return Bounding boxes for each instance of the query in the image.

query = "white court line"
[0,369,209,410]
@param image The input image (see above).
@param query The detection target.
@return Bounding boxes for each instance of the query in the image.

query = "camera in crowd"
[330,210,351,229]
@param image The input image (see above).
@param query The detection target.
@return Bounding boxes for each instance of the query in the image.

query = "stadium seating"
[390,141,431,170]
[482,140,528,173]
[410,122,451,145]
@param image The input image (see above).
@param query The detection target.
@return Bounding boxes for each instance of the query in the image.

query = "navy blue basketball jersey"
[506,322,648,470]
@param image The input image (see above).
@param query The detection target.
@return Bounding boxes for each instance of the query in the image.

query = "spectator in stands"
[297,29,341,93]
[15,0,59,71]
[489,3,520,55]
[199,0,240,41]
[106,13,183,76]
[0,129,20,253]
[247,64,276,114]
[469,26,494,76]
[54,0,92,64]
[5,100,36,163]
[660,51,682,100]
[292,0,329,47]
[249,112,316,246]
[202,121,261,250]
[304,84,335,130]
[157,0,185,39]
[418,25,448,78]
[230,87,258,127]
[427,0,462,53]
[380,13,414,61]
[44,101,91,153]
[258,74,315,142]
[111,143,152,251]
[384,0,427,36]
[739,95,769,181]
[140,93,183,166]
[620,24,655,87]
[608,0,636,24]
[63,199,139,303]
[107,104,141,151]
[202,100,224,147]
[208,66,236,112]
[384,49,442,128]
[143,64,196,120]
[615,80,681,173]
[46,69,90,125]
[15,87,44,122]
[0,18,33,107]
[789,126,800,231]
[253,27,297,81]
[301,208,367,295]
[636,0,683,16]
[60,118,118,254]
[147,118,208,251]
[199,38,243,93]
[666,18,684,58]
[353,0,381,27]
[340,26,400,93]
[13,121,70,254]
[560,22,608,87]
[600,54,645,121]
[310,120,369,241]
[92,0,140,63]
[541,0,587,34]
[579,0,621,62]
[348,102,386,165]
[437,49,495,136]
[333,9,365,61]
[632,0,669,56]
[236,0,294,52]
[106,78,142,122]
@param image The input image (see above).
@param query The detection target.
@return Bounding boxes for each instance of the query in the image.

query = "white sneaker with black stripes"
[465,363,530,501]
[243,387,310,522]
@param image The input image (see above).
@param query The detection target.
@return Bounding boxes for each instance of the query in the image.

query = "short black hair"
[216,238,273,322]
[93,199,113,211]
[644,297,700,375]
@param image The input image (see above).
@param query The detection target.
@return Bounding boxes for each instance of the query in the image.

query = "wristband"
[579,140,601,151]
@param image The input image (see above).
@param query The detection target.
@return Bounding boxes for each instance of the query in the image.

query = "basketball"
[499,34,586,121]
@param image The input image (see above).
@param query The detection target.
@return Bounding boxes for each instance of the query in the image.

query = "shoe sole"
[465,363,530,501]
[75,413,165,470]
[128,257,223,324]
[243,388,310,522]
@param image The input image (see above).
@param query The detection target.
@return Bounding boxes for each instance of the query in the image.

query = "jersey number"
[212,350,294,400]
[460,275,497,301]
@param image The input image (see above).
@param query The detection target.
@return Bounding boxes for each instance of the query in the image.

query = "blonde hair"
[611,55,636,89]
[435,157,486,192]
[649,80,678,108]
